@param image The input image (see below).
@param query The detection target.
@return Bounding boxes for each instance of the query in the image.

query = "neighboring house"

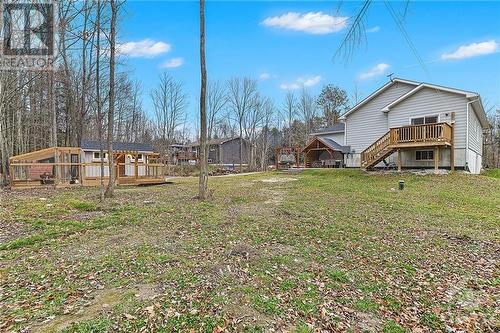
[334,78,488,174]
[186,137,250,165]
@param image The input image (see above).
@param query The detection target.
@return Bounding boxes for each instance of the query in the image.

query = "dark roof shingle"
[311,123,345,134]
[80,139,154,152]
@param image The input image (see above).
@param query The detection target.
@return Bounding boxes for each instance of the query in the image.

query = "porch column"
[135,153,139,180]
[397,149,401,173]
[450,124,455,172]
[434,147,440,174]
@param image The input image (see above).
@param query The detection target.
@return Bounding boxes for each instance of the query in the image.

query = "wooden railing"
[389,122,452,145]
[361,122,453,168]
[361,131,391,167]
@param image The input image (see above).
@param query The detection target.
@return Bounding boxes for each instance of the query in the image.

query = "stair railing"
[361,131,391,167]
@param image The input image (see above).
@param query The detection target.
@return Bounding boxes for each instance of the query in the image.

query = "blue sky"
[117,1,500,124]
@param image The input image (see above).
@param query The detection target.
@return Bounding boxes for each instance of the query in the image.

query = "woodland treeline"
[0,0,499,187]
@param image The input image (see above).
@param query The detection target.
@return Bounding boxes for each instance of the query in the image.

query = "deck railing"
[361,131,391,167]
[361,122,453,168]
[389,122,452,145]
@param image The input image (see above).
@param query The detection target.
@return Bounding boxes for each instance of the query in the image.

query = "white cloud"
[160,57,184,69]
[261,12,348,34]
[280,75,321,90]
[366,26,380,33]
[358,63,390,81]
[117,39,170,58]
[259,73,271,80]
[441,40,498,60]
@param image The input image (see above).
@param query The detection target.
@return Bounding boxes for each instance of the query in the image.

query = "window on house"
[93,152,108,160]
[130,154,143,162]
[416,150,434,161]
[411,115,439,125]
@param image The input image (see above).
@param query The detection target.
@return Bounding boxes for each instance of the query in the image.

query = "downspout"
[465,98,479,172]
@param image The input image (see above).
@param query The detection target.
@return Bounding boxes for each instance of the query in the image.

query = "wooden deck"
[361,123,454,170]
[9,147,167,189]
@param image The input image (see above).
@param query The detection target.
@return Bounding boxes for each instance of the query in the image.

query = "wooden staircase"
[361,123,454,170]
[361,131,395,169]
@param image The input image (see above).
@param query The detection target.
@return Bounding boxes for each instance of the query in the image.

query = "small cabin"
[9,140,167,189]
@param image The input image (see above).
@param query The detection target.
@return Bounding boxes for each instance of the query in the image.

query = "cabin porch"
[9,147,167,189]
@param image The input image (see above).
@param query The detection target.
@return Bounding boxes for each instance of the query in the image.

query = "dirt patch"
[0,221,32,244]
[225,304,271,329]
[32,283,162,332]
[352,312,383,331]
[32,288,124,333]
[257,177,298,183]
[228,243,256,260]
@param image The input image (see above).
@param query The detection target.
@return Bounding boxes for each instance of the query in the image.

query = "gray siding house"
[186,137,250,165]
[333,78,488,174]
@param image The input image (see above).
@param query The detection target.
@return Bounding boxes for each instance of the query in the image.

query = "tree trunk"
[198,0,208,199]
[96,0,104,202]
[105,0,117,198]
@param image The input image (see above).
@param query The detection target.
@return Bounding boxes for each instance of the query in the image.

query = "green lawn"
[0,170,498,332]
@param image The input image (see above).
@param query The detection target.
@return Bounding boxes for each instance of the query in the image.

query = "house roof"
[303,136,350,154]
[80,139,154,152]
[379,83,488,128]
[309,123,345,135]
[339,78,419,120]
[339,77,489,128]
[185,137,244,147]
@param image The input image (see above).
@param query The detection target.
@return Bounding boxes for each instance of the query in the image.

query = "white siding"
[83,151,147,177]
[468,104,483,155]
[345,82,415,166]
[388,87,468,149]
[84,151,109,177]
[345,82,415,153]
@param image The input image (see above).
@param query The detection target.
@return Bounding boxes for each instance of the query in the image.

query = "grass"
[0,169,498,332]
[482,168,500,179]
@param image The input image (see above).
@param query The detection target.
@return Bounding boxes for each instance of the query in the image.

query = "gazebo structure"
[302,137,350,168]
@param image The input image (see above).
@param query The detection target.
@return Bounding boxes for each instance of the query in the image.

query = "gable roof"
[80,139,154,152]
[185,137,246,147]
[303,136,350,154]
[379,82,488,128]
[339,78,489,128]
[310,123,345,135]
[339,78,419,120]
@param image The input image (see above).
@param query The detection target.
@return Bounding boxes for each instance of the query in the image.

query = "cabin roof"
[303,136,350,154]
[185,137,244,147]
[310,123,345,135]
[80,140,154,152]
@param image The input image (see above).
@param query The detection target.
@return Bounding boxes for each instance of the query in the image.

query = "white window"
[130,154,144,162]
[411,115,439,125]
[92,152,108,160]
[416,150,434,161]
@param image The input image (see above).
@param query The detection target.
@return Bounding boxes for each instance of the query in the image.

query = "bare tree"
[298,88,317,143]
[227,77,258,170]
[95,0,105,201]
[151,74,188,157]
[207,80,227,140]
[105,0,117,198]
[282,91,297,147]
[257,97,275,170]
[198,0,208,199]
